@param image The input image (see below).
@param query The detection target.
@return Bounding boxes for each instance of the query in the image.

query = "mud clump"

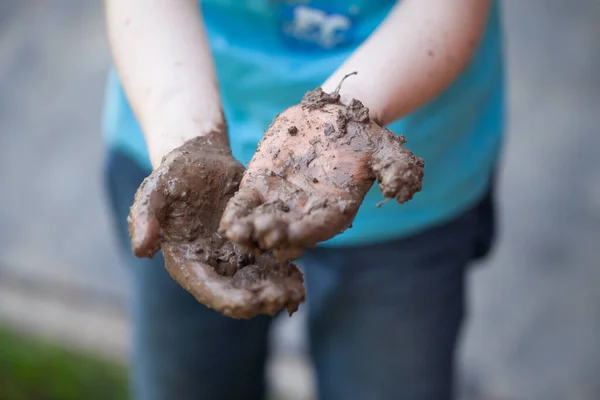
[301,87,341,110]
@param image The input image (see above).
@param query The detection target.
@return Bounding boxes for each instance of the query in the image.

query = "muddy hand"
[219,81,424,261]
[128,133,305,319]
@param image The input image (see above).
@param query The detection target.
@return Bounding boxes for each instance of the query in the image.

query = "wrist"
[146,115,229,169]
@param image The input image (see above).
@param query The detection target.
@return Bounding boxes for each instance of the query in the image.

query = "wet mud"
[220,79,425,261]
[128,133,305,319]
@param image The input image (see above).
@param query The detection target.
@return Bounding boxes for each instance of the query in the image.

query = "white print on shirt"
[283,5,351,48]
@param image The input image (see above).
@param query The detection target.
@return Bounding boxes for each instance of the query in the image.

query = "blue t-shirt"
[103,0,504,246]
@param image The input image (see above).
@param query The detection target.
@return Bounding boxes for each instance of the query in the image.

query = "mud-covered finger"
[252,213,289,249]
[128,171,169,258]
[374,159,424,203]
[286,197,360,249]
[219,187,263,242]
[163,244,305,319]
[248,255,306,316]
[370,139,424,204]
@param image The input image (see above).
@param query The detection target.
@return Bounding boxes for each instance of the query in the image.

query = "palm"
[128,136,305,319]
[220,88,425,260]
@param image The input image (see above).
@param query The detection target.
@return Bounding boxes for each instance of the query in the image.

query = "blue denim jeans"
[104,148,495,400]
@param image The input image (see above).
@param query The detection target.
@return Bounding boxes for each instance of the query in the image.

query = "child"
[103,0,503,399]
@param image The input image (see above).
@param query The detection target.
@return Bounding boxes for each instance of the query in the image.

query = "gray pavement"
[0,1,599,399]
[462,2,600,399]
[0,0,126,299]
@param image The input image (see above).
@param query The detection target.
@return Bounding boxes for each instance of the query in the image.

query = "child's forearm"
[105,0,224,168]
[322,0,490,126]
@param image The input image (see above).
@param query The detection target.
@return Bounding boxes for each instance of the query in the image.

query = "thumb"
[128,171,168,258]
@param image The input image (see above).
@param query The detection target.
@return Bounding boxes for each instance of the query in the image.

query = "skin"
[106,0,490,316]
[105,0,223,167]
[320,0,491,125]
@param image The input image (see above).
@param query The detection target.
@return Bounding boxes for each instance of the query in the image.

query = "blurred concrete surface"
[462,2,600,399]
[0,1,599,400]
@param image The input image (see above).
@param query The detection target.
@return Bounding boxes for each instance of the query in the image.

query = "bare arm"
[322,0,490,126]
[105,0,223,168]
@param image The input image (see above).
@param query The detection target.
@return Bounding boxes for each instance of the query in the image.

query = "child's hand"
[128,134,305,318]
[219,87,425,261]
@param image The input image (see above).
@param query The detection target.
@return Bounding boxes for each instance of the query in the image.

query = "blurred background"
[0,1,598,399]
